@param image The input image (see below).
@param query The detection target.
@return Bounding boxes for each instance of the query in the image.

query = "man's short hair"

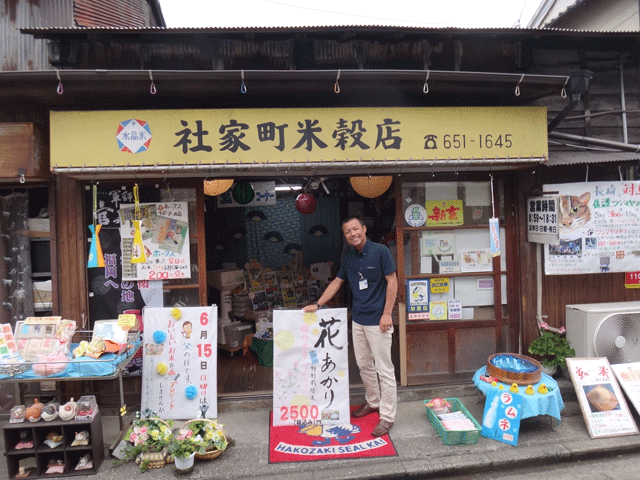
[341,217,364,227]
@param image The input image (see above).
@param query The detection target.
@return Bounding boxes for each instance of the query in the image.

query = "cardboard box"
[208,269,245,291]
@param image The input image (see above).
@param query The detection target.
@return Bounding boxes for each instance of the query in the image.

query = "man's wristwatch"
[314,301,321,308]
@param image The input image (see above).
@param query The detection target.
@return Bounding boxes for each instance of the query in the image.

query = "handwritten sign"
[141,306,218,420]
[567,357,638,438]
[119,202,191,281]
[426,200,464,227]
[481,391,523,446]
[543,181,640,275]
[273,308,349,426]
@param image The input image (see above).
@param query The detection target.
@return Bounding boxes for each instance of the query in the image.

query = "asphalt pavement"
[3,376,640,480]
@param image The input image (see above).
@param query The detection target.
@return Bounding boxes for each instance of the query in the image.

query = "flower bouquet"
[182,419,228,460]
[120,411,174,471]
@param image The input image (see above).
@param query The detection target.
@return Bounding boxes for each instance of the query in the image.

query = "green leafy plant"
[528,323,576,369]
[185,420,228,453]
[168,429,202,459]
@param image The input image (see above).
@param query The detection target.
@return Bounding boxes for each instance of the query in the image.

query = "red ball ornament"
[295,193,317,214]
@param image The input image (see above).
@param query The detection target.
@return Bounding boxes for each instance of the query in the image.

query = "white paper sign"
[567,357,638,438]
[141,306,218,420]
[273,308,349,426]
[120,202,191,281]
[612,362,640,417]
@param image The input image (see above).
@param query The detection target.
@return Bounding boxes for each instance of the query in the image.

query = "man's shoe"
[371,419,393,437]
[352,404,379,418]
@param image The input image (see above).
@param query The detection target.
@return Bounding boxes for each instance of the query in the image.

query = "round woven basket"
[486,353,542,385]
[181,419,226,461]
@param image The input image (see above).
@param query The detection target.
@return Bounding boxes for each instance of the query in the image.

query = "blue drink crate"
[425,397,481,445]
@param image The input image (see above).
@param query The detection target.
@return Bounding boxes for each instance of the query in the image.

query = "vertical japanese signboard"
[119,202,191,281]
[141,306,218,420]
[481,391,523,446]
[527,196,560,244]
[273,308,349,426]
[566,357,638,438]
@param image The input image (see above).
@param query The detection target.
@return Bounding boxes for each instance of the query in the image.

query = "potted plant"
[528,322,576,375]
[168,429,201,473]
[117,412,174,472]
[182,419,228,460]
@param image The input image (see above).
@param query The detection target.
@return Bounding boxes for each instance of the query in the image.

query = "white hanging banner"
[119,202,191,281]
[141,306,218,420]
[273,308,349,426]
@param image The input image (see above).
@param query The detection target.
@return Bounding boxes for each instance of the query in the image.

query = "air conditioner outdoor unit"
[565,302,640,365]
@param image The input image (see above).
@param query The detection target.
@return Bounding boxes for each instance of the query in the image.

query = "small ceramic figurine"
[45,458,64,475]
[59,397,78,421]
[524,385,535,395]
[25,398,44,422]
[75,454,93,471]
[10,405,25,423]
[71,430,90,447]
[15,430,33,450]
[510,383,519,393]
[41,402,60,422]
[538,383,549,394]
[44,431,63,448]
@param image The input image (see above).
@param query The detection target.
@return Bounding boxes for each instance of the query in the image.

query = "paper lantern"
[203,178,234,196]
[232,181,255,205]
[350,176,393,198]
[295,193,317,214]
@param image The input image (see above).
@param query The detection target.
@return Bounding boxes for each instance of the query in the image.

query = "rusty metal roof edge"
[18,25,640,37]
[0,68,570,86]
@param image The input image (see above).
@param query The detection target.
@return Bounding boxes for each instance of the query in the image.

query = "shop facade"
[3,25,640,403]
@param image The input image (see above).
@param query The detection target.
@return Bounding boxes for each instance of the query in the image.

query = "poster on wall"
[612,362,640,416]
[273,308,349,426]
[141,306,218,420]
[119,202,191,281]
[543,181,640,275]
[566,357,638,439]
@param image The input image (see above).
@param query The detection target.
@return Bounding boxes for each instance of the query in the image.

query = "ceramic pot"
[174,452,196,473]
[541,364,558,377]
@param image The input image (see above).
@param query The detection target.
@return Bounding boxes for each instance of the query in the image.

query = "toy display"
[425,398,451,415]
[10,405,25,423]
[75,454,93,471]
[16,457,36,479]
[45,458,64,475]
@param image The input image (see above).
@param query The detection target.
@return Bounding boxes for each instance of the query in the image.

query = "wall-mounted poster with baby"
[141,306,217,420]
[566,357,638,438]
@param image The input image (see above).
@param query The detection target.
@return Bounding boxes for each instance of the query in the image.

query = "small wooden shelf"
[3,412,104,479]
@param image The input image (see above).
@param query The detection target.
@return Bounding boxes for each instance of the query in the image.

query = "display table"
[472,366,564,422]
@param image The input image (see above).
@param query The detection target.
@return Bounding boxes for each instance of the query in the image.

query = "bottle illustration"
[483,395,500,428]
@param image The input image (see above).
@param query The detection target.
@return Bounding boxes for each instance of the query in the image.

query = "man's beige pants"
[352,322,397,423]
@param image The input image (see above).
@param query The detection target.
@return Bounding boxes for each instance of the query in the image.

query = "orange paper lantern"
[203,179,234,196]
[350,176,393,198]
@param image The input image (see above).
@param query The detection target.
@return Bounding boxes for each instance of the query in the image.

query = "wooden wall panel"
[54,175,88,326]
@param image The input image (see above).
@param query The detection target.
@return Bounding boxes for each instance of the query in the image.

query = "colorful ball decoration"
[295,193,317,214]
[232,181,255,205]
[156,362,168,376]
[185,385,198,400]
[350,175,393,198]
[203,179,234,196]
[153,330,166,344]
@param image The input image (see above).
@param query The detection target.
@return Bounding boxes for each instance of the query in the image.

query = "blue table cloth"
[473,366,565,422]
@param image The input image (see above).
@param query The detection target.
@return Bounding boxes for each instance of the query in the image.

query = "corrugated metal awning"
[545,151,640,166]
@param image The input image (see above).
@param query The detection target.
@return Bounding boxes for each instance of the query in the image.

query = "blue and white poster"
[481,390,523,446]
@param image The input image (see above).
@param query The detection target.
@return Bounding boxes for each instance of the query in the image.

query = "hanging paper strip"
[131,185,147,264]
[87,185,105,268]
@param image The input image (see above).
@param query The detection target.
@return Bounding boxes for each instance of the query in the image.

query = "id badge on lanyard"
[359,272,368,290]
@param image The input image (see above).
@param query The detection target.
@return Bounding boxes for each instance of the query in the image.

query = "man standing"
[303,217,398,437]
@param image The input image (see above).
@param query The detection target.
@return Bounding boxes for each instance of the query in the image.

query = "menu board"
[567,357,638,438]
[141,306,217,420]
[273,308,349,426]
